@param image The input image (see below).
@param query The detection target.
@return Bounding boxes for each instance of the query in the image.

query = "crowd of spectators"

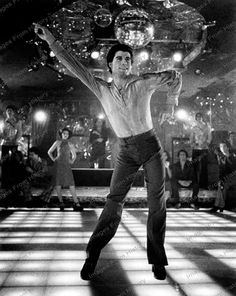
[164,133,236,210]
[0,146,53,207]
[0,105,235,211]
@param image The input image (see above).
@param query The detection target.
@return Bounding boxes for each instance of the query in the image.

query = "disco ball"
[114,8,154,49]
[94,8,112,28]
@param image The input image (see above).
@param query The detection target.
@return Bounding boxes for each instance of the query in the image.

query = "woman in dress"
[48,128,83,211]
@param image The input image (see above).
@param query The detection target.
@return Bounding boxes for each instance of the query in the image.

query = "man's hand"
[178,180,192,187]
[26,167,33,174]
[96,138,103,143]
[164,161,170,169]
[159,105,175,125]
[33,23,55,45]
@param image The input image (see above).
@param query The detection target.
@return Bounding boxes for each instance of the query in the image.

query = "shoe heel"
[73,203,83,212]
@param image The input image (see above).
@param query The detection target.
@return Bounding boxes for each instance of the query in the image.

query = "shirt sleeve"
[50,40,102,100]
[143,71,182,106]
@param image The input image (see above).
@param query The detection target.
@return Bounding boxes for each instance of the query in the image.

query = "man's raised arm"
[34,23,102,99]
[166,71,182,108]
[145,70,182,117]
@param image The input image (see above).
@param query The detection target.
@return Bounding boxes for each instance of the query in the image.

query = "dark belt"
[119,129,156,144]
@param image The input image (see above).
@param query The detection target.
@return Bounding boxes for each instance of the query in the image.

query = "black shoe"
[152,265,166,280]
[209,207,224,213]
[59,202,65,211]
[190,203,199,210]
[175,202,181,209]
[73,202,83,212]
[24,200,34,208]
[80,258,97,280]
[33,198,48,208]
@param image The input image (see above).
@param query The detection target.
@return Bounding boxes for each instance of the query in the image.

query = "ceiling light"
[91,51,100,59]
[172,52,183,62]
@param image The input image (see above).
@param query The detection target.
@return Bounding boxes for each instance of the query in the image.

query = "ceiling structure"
[43,0,206,75]
[0,0,235,107]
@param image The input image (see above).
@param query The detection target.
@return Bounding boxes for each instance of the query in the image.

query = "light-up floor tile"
[48,261,82,271]
[134,284,182,296]
[55,237,87,244]
[0,261,15,271]
[47,271,87,286]
[181,283,233,296]
[1,238,31,244]
[14,261,49,272]
[212,237,236,243]
[5,272,48,286]
[0,287,44,296]
[118,259,149,270]
[166,259,198,269]
[167,269,214,284]
[44,287,92,296]
[205,249,236,258]
[113,270,168,284]
[0,252,20,260]
[18,251,54,261]
[52,251,85,260]
[0,272,8,285]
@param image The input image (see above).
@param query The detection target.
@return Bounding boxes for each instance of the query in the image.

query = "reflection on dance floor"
[0,209,235,296]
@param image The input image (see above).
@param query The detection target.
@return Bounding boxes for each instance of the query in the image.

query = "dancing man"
[34,23,182,280]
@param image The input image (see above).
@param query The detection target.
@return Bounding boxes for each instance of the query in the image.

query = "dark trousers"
[1,145,18,189]
[192,149,208,189]
[86,129,168,266]
[171,180,199,203]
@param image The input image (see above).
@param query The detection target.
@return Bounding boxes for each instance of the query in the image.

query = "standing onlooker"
[48,128,83,211]
[228,131,236,154]
[89,118,108,168]
[26,147,53,203]
[0,105,23,188]
[190,112,212,196]
[210,142,236,212]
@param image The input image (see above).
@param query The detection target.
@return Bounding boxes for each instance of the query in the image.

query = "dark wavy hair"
[195,112,203,120]
[6,104,17,112]
[163,150,171,161]
[93,118,106,130]
[177,149,188,158]
[106,43,133,73]
[29,147,40,156]
[59,127,72,139]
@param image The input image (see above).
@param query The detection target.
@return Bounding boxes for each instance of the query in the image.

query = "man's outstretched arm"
[34,23,102,99]
[144,70,182,117]
[166,71,182,108]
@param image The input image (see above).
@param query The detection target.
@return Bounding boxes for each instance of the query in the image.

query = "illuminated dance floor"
[0,208,235,296]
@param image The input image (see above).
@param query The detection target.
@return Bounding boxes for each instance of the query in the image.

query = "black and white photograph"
[0,0,235,295]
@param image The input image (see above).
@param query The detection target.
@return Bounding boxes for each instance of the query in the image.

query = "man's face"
[6,108,14,117]
[62,131,69,139]
[96,119,103,128]
[195,114,203,122]
[109,51,132,76]
[29,152,37,160]
[179,152,187,162]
